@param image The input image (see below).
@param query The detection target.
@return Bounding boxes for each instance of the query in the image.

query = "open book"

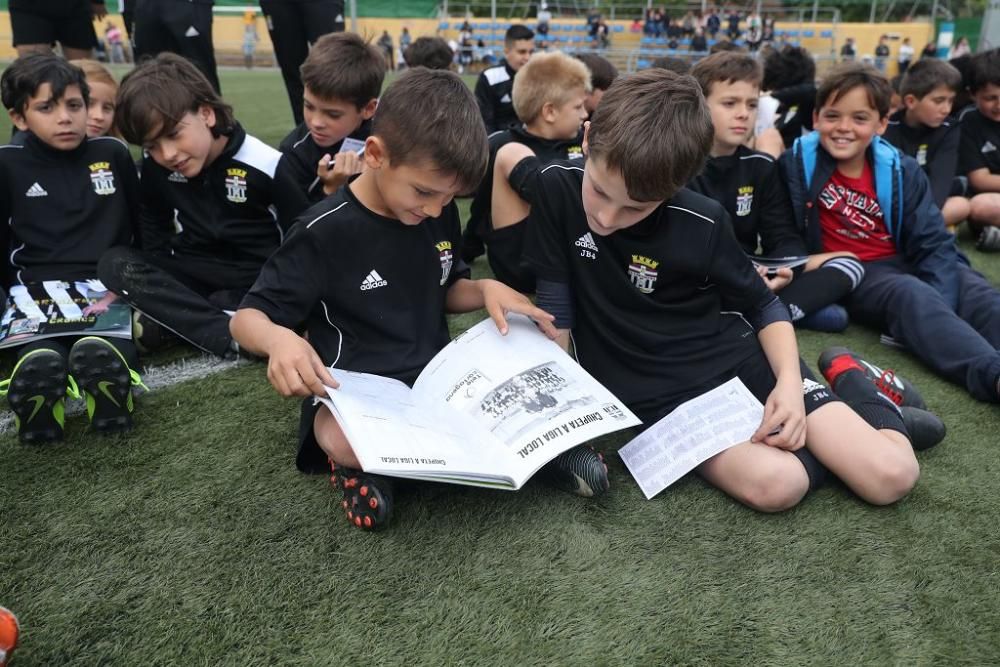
[0,280,131,350]
[319,315,641,489]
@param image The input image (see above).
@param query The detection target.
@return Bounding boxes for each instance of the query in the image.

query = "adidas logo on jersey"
[25,182,47,197]
[500,93,512,103]
[168,172,188,183]
[574,232,598,259]
[983,141,997,154]
[360,269,388,291]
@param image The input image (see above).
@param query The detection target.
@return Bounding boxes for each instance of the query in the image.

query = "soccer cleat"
[795,304,849,333]
[818,346,927,410]
[330,462,393,530]
[899,406,946,451]
[540,445,610,498]
[131,311,178,355]
[0,348,75,443]
[976,225,1000,252]
[68,337,147,433]
[0,607,19,667]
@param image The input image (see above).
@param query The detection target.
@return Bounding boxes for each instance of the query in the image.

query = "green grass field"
[2,67,1000,665]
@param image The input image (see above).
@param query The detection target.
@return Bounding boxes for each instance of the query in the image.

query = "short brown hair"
[900,58,962,98]
[300,33,385,108]
[404,36,454,70]
[969,48,1000,93]
[116,53,235,145]
[816,62,892,118]
[692,51,762,97]
[575,53,618,90]
[374,68,487,194]
[512,51,591,124]
[588,68,713,202]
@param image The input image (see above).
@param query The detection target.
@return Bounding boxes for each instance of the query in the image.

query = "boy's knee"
[97,246,138,289]
[863,454,920,505]
[970,195,1000,224]
[739,460,810,513]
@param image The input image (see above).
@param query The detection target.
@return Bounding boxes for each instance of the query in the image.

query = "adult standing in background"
[898,37,915,75]
[259,0,345,126]
[9,0,104,59]
[133,0,221,92]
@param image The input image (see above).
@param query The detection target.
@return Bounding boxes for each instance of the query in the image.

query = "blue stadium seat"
[786,29,800,37]
[439,21,449,30]
[821,30,833,38]
[638,59,650,68]
[613,25,624,32]
[803,30,815,38]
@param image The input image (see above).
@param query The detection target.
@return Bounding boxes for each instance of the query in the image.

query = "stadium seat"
[439,21,449,30]
[613,25,624,32]
[821,30,833,38]
[786,29,800,37]
[803,30,815,38]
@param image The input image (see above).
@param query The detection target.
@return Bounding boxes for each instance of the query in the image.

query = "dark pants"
[98,246,258,357]
[133,0,220,93]
[259,0,344,126]
[846,257,1000,402]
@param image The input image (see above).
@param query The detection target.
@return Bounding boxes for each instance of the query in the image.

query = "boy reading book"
[525,69,929,512]
[231,69,605,531]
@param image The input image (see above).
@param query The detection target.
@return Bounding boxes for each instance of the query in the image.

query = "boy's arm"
[960,121,1000,192]
[899,163,962,309]
[115,146,142,246]
[757,162,809,258]
[490,143,537,230]
[926,125,961,207]
[137,159,175,254]
[272,158,311,232]
[445,278,556,337]
[474,74,498,133]
[968,168,1000,194]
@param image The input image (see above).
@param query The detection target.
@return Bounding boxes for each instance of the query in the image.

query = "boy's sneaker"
[131,311,177,354]
[0,348,75,443]
[899,406,947,451]
[68,337,146,433]
[976,226,1000,252]
[330,462,393,530]
[796,304,849,333]
[818,346,927,409]
[540,445,610,498]
[0,607,19,667]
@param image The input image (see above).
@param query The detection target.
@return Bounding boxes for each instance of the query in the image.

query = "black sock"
[780,257,863,320]
[793,448,828,491]
[831,367,908,436]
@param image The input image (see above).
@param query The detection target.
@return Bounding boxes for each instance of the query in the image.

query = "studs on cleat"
[369,498,377,509]
[360,485,368,497]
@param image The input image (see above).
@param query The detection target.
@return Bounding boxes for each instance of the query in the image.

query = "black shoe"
[0,348,73,443]
[899,406,946,451]
[69,337,146,433]
[131,311,178,355]
[330,462,394,530]
[818,346,927,409]
[541,445,610,498]
[976,226,1000,252]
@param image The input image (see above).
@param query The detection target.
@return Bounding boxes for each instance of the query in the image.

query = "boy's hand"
[480,279,558,339]
[82,291,119,317]
[317,151,364,195]
[756,265,793,292]
[265,327,339,397]
[751,376,806,451]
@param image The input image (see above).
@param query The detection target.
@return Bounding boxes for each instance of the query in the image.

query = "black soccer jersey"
[959,108,1000,191]
[276,119,371,205]
[687,146,806,257]
[474,61,519,133]
[525,161,785,418]
[0,133,138,284]
[240,181,470,385]
[883,111,961,208]
[138,123,307,273]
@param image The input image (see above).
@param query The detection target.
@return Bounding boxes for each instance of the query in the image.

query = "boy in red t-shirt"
[781,63,1000,403]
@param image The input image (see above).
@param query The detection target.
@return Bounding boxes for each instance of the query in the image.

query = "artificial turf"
[1,66,1000,665]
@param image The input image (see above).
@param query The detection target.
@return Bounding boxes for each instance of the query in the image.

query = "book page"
[413,315,640,472]
[618,378,764,500]
[319,372,506,480]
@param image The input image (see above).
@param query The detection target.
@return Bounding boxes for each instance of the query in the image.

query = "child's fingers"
[312,356,339,390]
[485,301,510,335]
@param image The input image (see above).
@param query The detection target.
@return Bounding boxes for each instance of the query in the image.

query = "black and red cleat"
[540,445,610,498]
[330,462,393,530]
[0,607,18,667]
[818,346,927,409]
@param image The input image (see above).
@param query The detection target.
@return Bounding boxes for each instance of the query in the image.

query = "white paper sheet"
[618,378,764,500]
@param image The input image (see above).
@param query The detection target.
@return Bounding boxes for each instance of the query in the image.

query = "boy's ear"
[902,93,918,110]
[8,109,28,132]
[361,98,378,120]
[540,100,556,123]
[198,103,217,129]
[581,121,590,155]
[876,114,889,135]
[363,136,387,169]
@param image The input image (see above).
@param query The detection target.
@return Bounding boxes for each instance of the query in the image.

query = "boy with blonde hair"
[462,51,590,291]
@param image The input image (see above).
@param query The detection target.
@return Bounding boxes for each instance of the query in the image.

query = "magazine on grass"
[318,315,641,489]
[0,280,131,350]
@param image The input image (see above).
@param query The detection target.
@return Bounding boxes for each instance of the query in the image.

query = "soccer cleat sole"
[331,464,393,530]
[900,406,947,451]
[543,445,610,498]
[69,337,134,433]
[5,349,68,443]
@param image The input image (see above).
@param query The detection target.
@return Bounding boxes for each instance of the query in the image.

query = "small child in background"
[69,59,118,138]
[403,36,454,70]
[242,10,259,70]
[883,59,970,232]
[574,52,618,119]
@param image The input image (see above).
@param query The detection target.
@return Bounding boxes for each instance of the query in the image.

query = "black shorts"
[10,4,98,49]
[296,398,329,473]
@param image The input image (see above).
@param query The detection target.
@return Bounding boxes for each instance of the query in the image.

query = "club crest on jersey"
[88,162,116,196]
[566,145,584,160]
[628,254,659,294]
[225,167,248,203]
[916,144,928,166]
[436,241,454,286]
[736,185,754,217]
